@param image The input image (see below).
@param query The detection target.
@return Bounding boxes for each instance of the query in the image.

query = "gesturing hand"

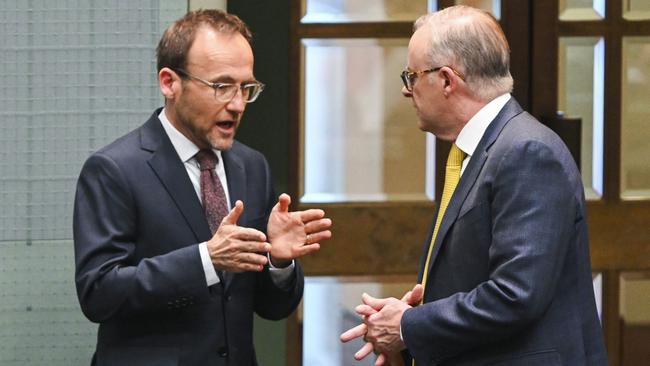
[267,193,332,266]
[207,200,271,272]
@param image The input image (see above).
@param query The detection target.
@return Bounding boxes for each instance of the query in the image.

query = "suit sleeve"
[401,140,579,363]
[74,152,209,322]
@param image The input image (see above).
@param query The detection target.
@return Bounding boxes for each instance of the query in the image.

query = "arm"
[73,153,209,322]
[402,140,579,363]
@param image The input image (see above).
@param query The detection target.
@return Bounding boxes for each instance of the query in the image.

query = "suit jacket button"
[218,346,228,357]
[226,295,232,302]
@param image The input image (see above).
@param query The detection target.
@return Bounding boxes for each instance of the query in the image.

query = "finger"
[289,243,321,258]
[362,293,388,310]
[223,254,266,273]
[304,230,331,244]
[298,209,325,223]
[236,252,268,266]
[231,227,268,243]
[340,323,367,342]
[227,260,266,273]
[242,241,272,254]
[375,353,387,366]
[354,342,374,360]
[304,218,333,234]
[355,304,377,316]
[222,200,244,226]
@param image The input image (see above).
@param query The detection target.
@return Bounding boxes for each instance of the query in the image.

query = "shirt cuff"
[199,242,220,286]
[267,253,295,287]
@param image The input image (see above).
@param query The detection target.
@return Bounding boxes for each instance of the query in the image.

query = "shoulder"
[492,113,582,189]
[495,113,572,163]
[79,119,154,179]
[226,140,270,170]
[228,140,266,160]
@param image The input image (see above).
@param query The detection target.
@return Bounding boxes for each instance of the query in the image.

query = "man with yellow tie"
[341,5,607,366]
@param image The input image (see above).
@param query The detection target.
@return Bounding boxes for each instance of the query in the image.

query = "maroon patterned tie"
[195,149,229,235]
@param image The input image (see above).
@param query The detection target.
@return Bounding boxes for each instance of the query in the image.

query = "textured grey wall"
[0,1,186,364]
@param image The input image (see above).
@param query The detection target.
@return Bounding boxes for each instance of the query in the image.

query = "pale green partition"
[0,1,186,365]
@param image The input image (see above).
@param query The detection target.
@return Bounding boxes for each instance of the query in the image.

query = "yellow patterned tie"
[412,143,466,366]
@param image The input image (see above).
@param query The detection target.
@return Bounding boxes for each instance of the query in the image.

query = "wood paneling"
[298,203,436,275]
[589,203,650,270]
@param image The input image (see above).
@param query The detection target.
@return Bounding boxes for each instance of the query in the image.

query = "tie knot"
[195,149,218,171]
[447,143,466,167]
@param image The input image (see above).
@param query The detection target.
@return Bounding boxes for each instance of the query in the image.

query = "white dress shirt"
[158,109,293,287]
[455,93,511,175]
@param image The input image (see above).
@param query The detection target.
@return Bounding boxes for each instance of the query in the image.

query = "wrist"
[267,253,291,268]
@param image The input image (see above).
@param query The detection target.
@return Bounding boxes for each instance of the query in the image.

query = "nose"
[401,86,413,97]
[226,89,246,113]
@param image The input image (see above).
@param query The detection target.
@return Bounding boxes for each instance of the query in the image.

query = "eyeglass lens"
[400,71,413,91]
[214,84,263,103]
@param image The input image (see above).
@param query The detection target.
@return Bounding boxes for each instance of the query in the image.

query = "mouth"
[215,120,237,133]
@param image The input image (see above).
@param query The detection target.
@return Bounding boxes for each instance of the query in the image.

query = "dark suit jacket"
[401,99,608,365]
[73,109,303,366]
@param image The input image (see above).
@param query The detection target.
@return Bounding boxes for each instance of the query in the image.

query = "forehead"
[186,26,254,77]
[407,27,431,68]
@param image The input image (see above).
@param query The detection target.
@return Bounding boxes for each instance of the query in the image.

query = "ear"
[440,67,460,96]
[159,67,180,101]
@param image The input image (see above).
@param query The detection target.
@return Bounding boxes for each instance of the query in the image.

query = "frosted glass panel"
[302,38,434,203]
[558,37,604,199]
[0,1,187,365]
[301,0,431,23]
[619,272,650,364]
[559,0,605,20]
[303,276,414,366]
[623,0,650,20]
[455,0,501,19]
[621,37,650,200]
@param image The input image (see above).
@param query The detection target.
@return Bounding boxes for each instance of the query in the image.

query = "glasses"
[173,68,265,103]
[400,66,465,92]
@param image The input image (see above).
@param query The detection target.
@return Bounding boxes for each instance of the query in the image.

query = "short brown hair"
[156,9,252,72]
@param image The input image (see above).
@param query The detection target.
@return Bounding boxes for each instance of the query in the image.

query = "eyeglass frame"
[172,68,265,103]
[400,66,466,92]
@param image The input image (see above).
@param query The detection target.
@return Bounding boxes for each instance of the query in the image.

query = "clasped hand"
[340,284,424,366]
[207,194,332,272]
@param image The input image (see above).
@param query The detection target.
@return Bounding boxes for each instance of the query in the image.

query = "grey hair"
[414,5,513,101]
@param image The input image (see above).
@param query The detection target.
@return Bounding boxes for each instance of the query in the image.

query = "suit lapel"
[222,147,247,214]
[423,99,524,280]
[221,147,247,290]
[140,112,212,244]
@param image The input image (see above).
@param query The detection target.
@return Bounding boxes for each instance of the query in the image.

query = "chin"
[209,138,234,151]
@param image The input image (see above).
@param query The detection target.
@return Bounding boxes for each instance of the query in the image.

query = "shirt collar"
[455,93,511,157]
[158,108,223,164]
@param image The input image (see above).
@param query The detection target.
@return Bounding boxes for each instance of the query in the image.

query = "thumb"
[407,284,424,306]
[275,193,291,213]
[361,292,388,310]
[222,200,244,226]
